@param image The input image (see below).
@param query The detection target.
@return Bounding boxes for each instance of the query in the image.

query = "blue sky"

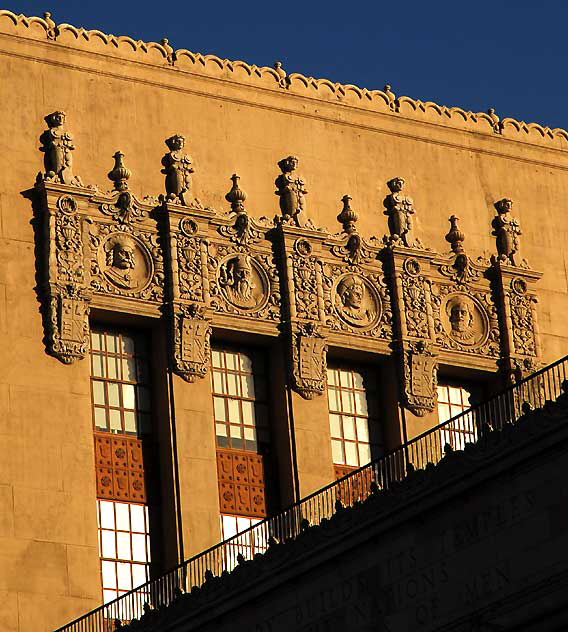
[5,1,567,129]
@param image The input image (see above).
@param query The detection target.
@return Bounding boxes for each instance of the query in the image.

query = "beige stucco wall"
[0,10,567,631]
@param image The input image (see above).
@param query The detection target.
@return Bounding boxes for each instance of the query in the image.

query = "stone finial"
[445,215,465,254]
[275,155,308,227]
[337,195,358,234]
[43,12,57,40]
[39,111,82,186]
[492,198,522,265]
[108,151,131,192]
[383,177,416,247]
[225,174,247,214]
[162,134,194,205]
[161,38,175,65]
[487,108,501,133]
[274,61,290,89]
[384,84,396,109]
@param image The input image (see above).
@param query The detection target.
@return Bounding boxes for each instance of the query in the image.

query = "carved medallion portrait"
[217,254,268,312]
[441,293,488,347]
[99,233,153,292]
[333,273,381,330]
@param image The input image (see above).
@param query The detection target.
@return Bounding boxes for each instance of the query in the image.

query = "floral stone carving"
[509,277,538,358]
[40,111,82,186]
[44,194,91,363]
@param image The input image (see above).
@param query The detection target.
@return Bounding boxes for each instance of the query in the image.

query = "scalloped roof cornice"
[2,9,567,152]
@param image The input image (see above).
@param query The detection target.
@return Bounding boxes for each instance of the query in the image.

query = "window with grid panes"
[90,328,153,604]
[327,365,382,468]
[90,329,151,436]
[97,499,151,604]
[220,514,266,566]
[437,384,475,450]
[211,346,269,451]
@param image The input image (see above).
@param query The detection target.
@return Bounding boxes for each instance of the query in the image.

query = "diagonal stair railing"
[55,355,568,632]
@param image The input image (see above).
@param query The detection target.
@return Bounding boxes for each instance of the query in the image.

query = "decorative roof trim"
[2,9,568,151]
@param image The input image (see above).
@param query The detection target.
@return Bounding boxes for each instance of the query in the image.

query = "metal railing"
[56,355,568,632]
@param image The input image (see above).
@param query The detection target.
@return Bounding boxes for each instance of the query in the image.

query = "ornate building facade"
[0,9,566,631]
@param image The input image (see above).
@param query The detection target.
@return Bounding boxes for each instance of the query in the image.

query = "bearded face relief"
[334,273,379,329]
[218,254,268,312]
[101,234,152,292]
[443,293,487,347]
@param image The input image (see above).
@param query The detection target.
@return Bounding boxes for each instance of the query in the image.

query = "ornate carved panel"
[37,151,165,366]
[205,178,281,330]
[33,130,543,410]
[401,341,438,416]
[94,434,146,503]
[163,205,213,382]
[87,220,164,302]
[431,284,500,357]
[37,186,92,364]
[291,323,328,400]
[321,198,392,343]
[490,262,542,381]
[216,449,267,518]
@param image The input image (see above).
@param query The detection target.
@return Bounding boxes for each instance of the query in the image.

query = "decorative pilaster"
[163,201,213,382]
[38,185,93,363]
[277,223,328,399]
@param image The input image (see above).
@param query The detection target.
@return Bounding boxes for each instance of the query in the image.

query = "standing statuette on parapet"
[274,61,290,89]
[383,177,416,247]
[162,135,194,206]
[383,85,397,110]
[40,111,82,186]
[275,155,308,227]
[492,198,522,265]
[161,38,175,65]
[43,12,57,40]
[487,108,501,134]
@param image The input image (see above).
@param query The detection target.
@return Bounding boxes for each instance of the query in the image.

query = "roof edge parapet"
[2,9,568,152]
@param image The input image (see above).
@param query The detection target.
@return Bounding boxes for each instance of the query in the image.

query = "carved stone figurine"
[219,254,258,310]
[383,177,415,246]
[40,111,80,185]
[162,135,194,206]
[336,275,375,328]
[492,198,522,265]
[275,155,308,227]
[104,235,139,290]
[447,295,476,344]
